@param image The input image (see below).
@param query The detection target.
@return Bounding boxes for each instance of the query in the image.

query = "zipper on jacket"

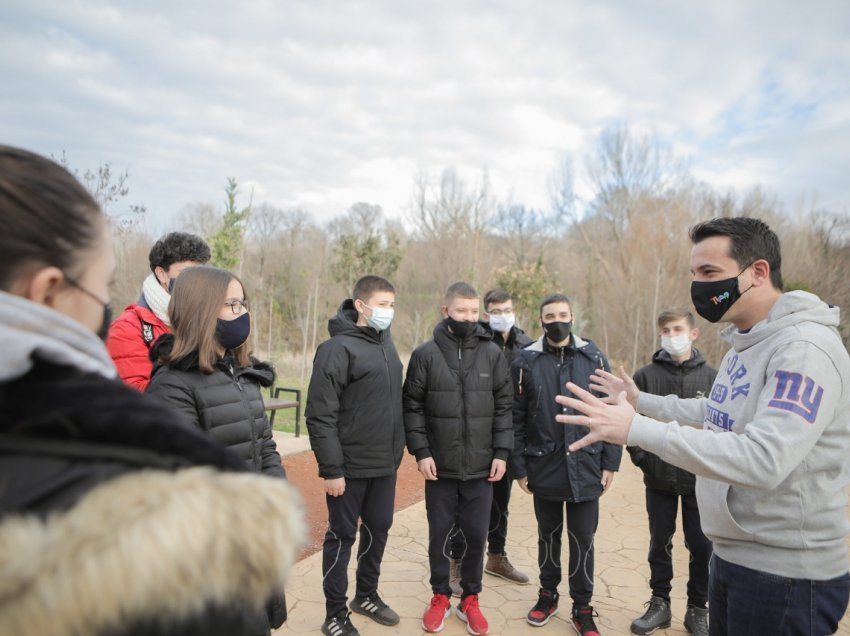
[458,343,467,480]
[381,339,396,465]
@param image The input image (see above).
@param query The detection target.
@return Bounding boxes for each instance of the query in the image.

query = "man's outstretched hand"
[589,366,639,408]
[555,382,636,451]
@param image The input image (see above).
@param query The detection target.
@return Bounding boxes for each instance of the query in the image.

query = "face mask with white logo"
[661,334,692,357]
[364,305,394,331]
[488,313,515,333]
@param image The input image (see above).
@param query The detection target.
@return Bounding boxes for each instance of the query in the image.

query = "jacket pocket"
[524,442,564,491]
[695,478,753,542]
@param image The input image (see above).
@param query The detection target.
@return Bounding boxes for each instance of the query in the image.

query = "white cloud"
[1,0,848,234]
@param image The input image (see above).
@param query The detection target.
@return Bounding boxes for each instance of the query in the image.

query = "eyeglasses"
[223,299,249,315]
[487,308,514,316]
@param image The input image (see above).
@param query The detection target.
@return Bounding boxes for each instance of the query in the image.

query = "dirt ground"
[282,450,424,561]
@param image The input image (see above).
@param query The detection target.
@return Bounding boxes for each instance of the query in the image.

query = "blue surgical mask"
[364,304,394,331]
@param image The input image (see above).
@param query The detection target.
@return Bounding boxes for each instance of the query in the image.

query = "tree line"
[97,125,850,380]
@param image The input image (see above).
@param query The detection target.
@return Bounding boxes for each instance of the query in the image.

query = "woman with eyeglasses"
[148,266,285,480]
[146,266,289,631]
[0,146,303,636]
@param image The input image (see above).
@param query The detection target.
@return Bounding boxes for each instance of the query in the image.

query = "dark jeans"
[533,496,599,607]
[426,477,492,596]
[646,488,712,607]
[321,474,396,618]
[449,473,512,557]
[709,554,850,636]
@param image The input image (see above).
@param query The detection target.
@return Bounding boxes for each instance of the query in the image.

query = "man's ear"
[750,259,771,287]
[690,327,700,341]
[440,305,449,319]
[154,266,168,286]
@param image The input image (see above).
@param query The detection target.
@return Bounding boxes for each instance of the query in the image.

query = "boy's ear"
[691,327,700,341]
[440,305,449,319]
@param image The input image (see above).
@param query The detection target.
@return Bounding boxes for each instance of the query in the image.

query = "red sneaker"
[422,593,452,633]
[571,605,601,636]
[457,594,489,635]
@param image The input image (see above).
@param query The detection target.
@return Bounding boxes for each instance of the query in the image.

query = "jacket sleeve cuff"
[414,448,432,461]
[493,449,509,462]
[627,414,669,457]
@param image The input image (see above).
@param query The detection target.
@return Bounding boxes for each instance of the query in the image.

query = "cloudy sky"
[2,0,848,232]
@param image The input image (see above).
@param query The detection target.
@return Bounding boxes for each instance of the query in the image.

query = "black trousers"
[426,477,492,596]
[646,488,712,608]
[322,474,396,618]
[449,473,512,557]
[533,496,599,607]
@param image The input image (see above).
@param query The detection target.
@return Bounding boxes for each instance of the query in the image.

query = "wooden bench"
[264,387,302,437]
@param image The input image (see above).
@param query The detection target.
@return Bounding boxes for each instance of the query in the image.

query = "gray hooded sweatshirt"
[629,291,850,580]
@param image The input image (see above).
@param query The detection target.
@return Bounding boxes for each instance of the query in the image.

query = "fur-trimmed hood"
[0,467,305,636]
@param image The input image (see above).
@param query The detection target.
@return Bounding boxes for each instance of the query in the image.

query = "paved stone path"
[275,437,850,635]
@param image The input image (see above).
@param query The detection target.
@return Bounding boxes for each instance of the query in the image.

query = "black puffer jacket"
[627,348,717,495]
[147,335,285,478]
[306,300,404,479]
[482,322,534,367]
[0,359,302,636]
[510,335,623,502]
[403,320,513,480]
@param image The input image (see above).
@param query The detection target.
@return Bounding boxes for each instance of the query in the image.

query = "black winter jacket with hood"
[511,334,623,502]
[305,299,405,479]
[147,334,285,478]
[403,320,513,480]
[627,348,717,495]
[0,291,303,636]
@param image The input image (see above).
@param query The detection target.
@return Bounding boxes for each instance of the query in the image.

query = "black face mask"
[97,303,113,341]
[215,312,251,350]
[543,320,572,343]
[167,277,177,294]
[445,316,477,339]
[64,275,113,341]
[690,268,752,323]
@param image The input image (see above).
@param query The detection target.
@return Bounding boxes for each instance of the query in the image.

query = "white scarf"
[141,273,171,327]
[0,290,117,382]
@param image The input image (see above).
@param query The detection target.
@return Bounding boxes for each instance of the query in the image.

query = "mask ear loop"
[737,261,759,297]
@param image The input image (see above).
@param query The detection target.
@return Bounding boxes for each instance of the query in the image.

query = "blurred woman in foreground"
[0,146,303,636]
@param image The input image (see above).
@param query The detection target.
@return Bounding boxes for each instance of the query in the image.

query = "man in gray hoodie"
[556,217,850,635]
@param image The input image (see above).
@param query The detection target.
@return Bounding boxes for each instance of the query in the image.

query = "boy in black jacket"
[511,293,622,636]
[403,282,513,636]
[306,275,404,636]
[628,309,716,636]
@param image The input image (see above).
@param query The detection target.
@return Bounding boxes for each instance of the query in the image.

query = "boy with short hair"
[512,293,622,636]
[404,282,513,636]
[628,309,716,636]
[307,275,404,636]
[447,288,532,592]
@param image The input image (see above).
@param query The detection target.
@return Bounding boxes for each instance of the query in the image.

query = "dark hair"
[689,217,783,290]
[149,232,211,273]
[539,293,571,317]
[162,266,251,373]
[352,275,395,302]
[0,146,102,290]
[657,307,695,329]
[484,288,512,310]
[444,281,478,303]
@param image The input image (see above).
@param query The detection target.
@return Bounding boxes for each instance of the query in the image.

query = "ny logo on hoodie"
[768,370,824,424]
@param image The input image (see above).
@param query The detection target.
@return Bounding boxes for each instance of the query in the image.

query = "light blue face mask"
[364,304,394,331]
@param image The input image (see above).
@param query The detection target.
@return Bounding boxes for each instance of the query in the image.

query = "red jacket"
[106,303,169,391]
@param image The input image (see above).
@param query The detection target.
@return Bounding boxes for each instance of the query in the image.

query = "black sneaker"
[571,605,601,636]
[349,593,400,626]
[527,588,559,626]
[321,610,361,636]
[684,605,709,636]
[630,596,671,634]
